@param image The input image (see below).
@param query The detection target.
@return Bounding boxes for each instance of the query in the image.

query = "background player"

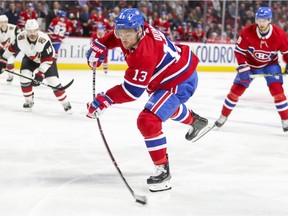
[17,3,37,30]
[0,14,20,82]
[48,10,72,60]
[86,8,208,192]
[215,6,288,132]
[0,19,72,113]
[91,24,108,74]
[153,11,171,39]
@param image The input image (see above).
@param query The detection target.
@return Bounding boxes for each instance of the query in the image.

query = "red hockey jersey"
[153,18,171,38]
[235,24,288,69]
[97,22,199,104]
[48,18,72,42]
[17,10,37,30]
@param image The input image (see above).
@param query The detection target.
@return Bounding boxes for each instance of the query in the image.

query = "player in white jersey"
[0,19,72,113]
[0,14,20,82]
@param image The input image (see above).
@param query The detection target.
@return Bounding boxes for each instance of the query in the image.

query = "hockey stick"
[250,73,288,78]
[92,67,147,205]
[5,70,74,91]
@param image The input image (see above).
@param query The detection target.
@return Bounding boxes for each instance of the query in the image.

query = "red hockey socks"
[221,83,247,117]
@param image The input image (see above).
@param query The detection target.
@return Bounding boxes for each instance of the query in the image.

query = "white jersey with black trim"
[3,30,55,73]
[0,23,18,48]
[15,30,55,64]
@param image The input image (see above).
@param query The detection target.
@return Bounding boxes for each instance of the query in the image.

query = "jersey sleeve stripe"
[121,83,144,100]
[152,37,179,79]
[160,50,192,85]
[123,80,146,98]
[235,46,246,55]
[152,52,175,81]
[124,78,147,88]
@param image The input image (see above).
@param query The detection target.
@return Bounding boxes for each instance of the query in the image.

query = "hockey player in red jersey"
[86,8,208,192]
[0,19,72,113]
[215,6,288,132]
[48,10,72,60]
[88,7,108,35]
[17,3,37,30]
[153,12,171,39]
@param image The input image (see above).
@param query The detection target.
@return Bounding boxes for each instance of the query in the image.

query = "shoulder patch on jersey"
[9,26,15,30]
[18,34,25,40]
[38,37,47,43]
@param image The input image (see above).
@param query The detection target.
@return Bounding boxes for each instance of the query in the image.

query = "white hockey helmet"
[25,19,39,30]
[0,15,8,22]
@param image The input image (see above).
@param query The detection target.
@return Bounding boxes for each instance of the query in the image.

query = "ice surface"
[0,70,288,216]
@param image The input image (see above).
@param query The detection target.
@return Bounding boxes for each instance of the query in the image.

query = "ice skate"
[6,74,13,82]
[23,100,34,111]
[215,115,228,127]
[23,93,34,111]
[147,162,171,192]
[63,101,72,114]
[282,120,288,132]
[185,111,208,141]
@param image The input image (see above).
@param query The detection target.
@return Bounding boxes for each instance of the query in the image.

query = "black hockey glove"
[284,64,288,74]
[0,58,7,74]
[32,72,45,86]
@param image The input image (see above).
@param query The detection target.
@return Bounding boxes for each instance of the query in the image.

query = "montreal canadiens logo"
[254,50,271,62]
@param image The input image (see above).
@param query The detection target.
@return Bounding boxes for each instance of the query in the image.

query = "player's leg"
[137,109,171,192]
[19,57,38,111]
[168,72,208,140]
[0,50,13,82]
[215,76,249,127]
[6,55,15,82]
[45,61,72,113]
[265,64,288,132]
[138,89,186,192]
[52,41,61,61]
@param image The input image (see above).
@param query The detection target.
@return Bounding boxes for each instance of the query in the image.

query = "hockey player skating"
[215,6,288,132]
[0,19,72,113]
[86,8,208,192]
[48,10,72,60]
[0,14,20,82]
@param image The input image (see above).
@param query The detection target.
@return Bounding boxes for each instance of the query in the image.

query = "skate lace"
[24,100,33,106]
[282,120,288,128]
[152,165,166,176]
[63,102,71,109]
[187,126,194,135]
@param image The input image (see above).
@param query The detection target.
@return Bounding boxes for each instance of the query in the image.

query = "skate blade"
[191,124,216,143]
[149,181,172,192]
[6,78,13,82]
[65,109,73,114]
[23,107,32,112]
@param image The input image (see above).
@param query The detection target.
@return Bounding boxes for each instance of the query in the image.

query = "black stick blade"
[58,79,74,91]
[134,194,147,205]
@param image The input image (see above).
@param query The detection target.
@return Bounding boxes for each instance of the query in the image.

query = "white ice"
[0,70,288,216]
